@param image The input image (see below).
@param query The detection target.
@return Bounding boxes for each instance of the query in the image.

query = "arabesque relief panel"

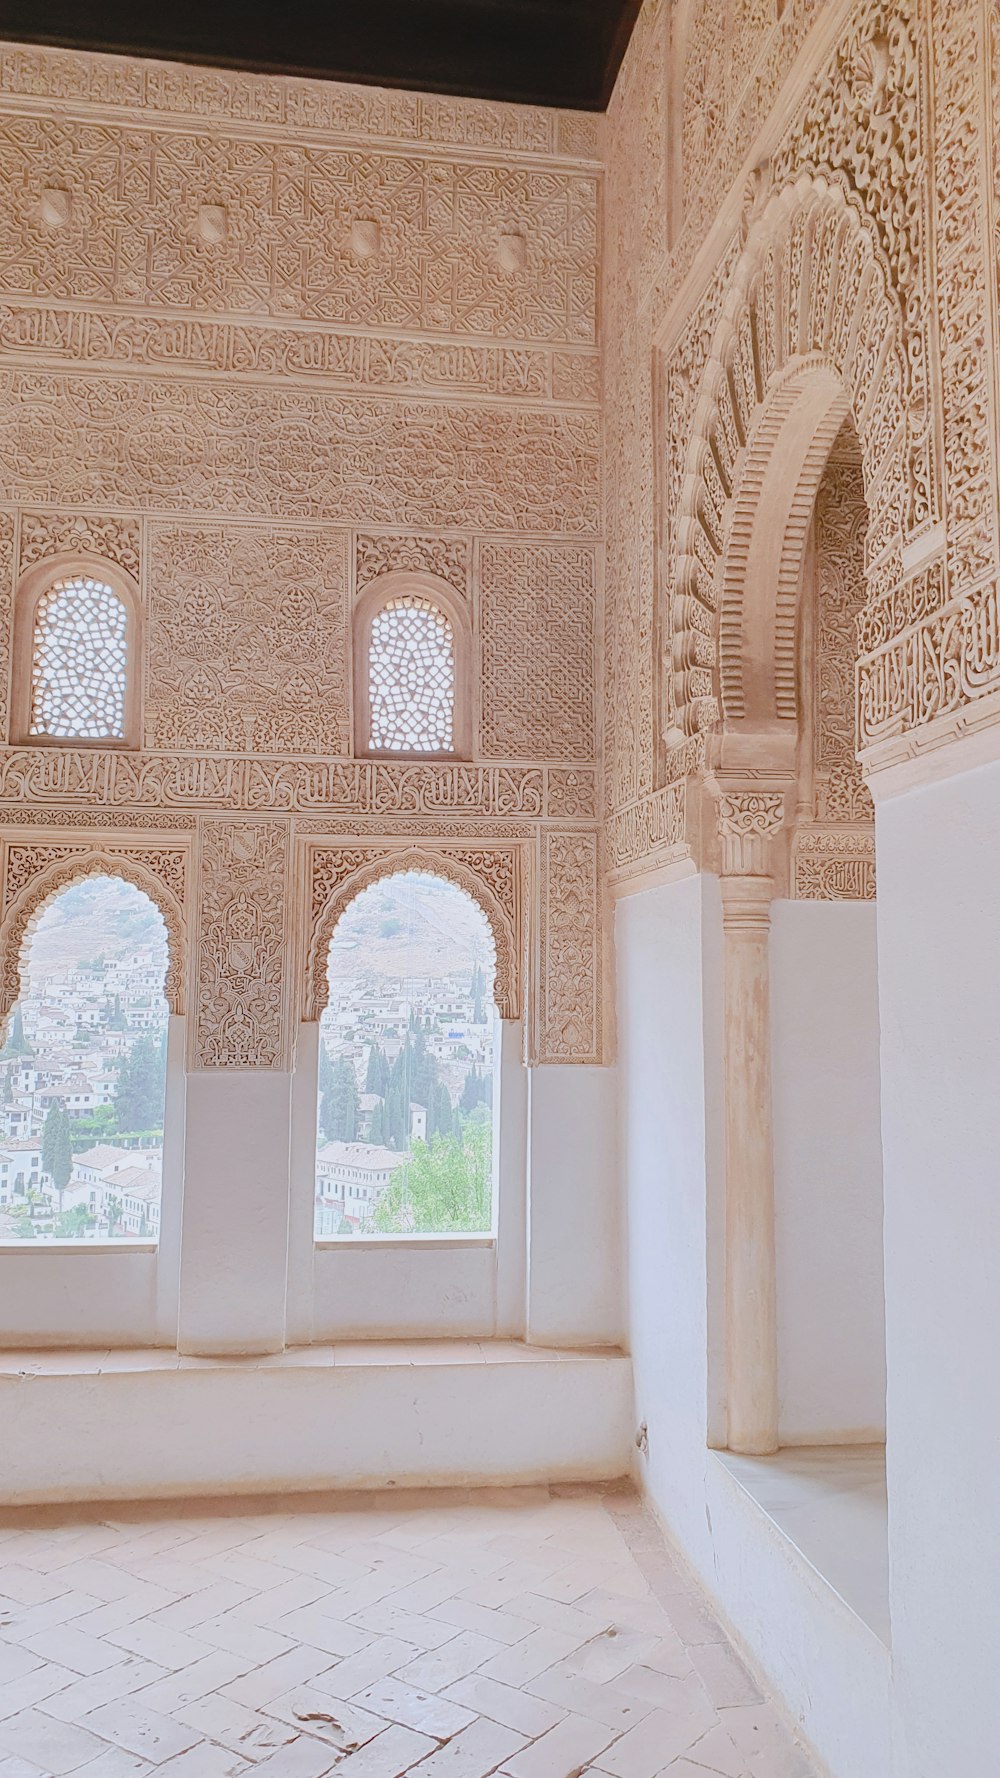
[146,524,350,758]
[604,0,1000,885]
[0,46,604,1065]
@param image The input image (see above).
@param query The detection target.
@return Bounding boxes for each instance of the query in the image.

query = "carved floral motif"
[538,830,601,1064]
[18,511,141,580]
[0,844,187,1017]
[146,525,349,757]
[305,843,523,1025]
[356,534,471,601]
[194,820,290,1069]
[0,376,599,537]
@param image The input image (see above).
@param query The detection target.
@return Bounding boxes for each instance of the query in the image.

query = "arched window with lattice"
[12,555,141,747]
[354,573,471,758]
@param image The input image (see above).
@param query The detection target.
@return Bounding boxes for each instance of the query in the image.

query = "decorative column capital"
[716,791,785,876]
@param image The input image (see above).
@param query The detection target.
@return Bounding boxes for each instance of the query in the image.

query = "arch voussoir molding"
[304,841,524,1024]
[666,175,915,756]
[0,846,189,1021]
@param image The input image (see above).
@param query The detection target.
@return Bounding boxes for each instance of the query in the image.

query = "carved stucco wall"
[0,47,605,1067]
[792,430,876,900]
[604,0,1000,888]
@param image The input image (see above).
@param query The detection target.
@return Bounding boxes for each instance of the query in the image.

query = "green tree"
[461,1064,491,1113]
[321,1057,359,1142]
[383,1061,409,1149]
[107,993,128,1032]
[114,1034,165,1134]
[365,1044,390,1095]
[382,1031,441,1148]
[68,1104,116,1148]
[431,1081,453,1140]
[42,1102,60,1178]
[50,1105,73,1194]
[53,1205,95,1240]
[371,1124,492,1234]
[105,1194,123,1235]
[318,1041,334,1099]
[3,1004,30,1057]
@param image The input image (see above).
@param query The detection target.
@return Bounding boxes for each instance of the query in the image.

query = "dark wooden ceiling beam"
[0,0,643,111]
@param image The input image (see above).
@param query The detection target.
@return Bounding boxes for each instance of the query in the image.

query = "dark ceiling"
[0,0,642,111]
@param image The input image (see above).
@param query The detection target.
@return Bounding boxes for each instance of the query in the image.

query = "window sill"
[713,1444,889,1646]
[9,736,140,751]
[0,1240,157,1255]
[0,1339,624,1374]
[315,1233,495,1252]
[355,749,471,764]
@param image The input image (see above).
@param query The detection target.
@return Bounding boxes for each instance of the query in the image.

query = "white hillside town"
[314,871,498,1237]
[0,876,168,1241]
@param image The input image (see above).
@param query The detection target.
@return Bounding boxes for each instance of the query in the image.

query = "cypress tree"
[365,1044,390,1095]
[114,1034,165,1133]
[432,1081,453,1140]
[4,1004,29,1057]
[51,1105,72,1193]
[318,1041,335,1098]
[323,1057,359,1141]
[42,1102,60,1177]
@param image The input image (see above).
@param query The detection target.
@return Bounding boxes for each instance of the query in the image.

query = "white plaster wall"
[0,1349,632,1503]
[525,1063,622,1346]
[0,1026,621,1355]
[769,901,886,1443]
[0,1248,159,1347]
[618,874,891,1778]
[313,1242,497,1339]
[875,757,1000,1778]
[177,1070,291,1355]
[617,873,722,1543]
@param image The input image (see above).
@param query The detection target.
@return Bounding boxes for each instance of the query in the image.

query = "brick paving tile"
[0,1487,817,1778]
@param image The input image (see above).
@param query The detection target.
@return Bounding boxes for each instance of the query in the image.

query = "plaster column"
[717,790,784,1455]
[176,1070,292,1355]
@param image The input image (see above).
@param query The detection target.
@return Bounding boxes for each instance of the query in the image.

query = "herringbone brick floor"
[0,1485,815,1777]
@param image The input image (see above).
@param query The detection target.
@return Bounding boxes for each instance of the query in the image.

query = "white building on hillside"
[314,1140,406,1236]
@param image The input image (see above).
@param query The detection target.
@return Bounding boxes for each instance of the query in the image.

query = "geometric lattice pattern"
[479,545,595,761]
[369,599,454,753]
[30,576,128,740]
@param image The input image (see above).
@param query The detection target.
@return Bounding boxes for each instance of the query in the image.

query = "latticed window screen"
[368,596,455,752]
[30,576,129,740]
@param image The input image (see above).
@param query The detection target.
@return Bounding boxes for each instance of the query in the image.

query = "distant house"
[65,1148,162,1227]
[314,1140,406,1236]
[72,1145,138,1186]
[112,1164,162,1236]
[0,1139,44,1207]
[357,1092,381,1139]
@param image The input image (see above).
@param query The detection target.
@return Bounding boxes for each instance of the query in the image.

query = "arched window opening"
[31,575,129,740]
[0,877,169,1244]
[315,870,497,1239]
[368,597,455,752]
[11,556,141,747]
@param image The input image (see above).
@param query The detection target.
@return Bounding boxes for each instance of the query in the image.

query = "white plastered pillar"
[176,1068,292,1355]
